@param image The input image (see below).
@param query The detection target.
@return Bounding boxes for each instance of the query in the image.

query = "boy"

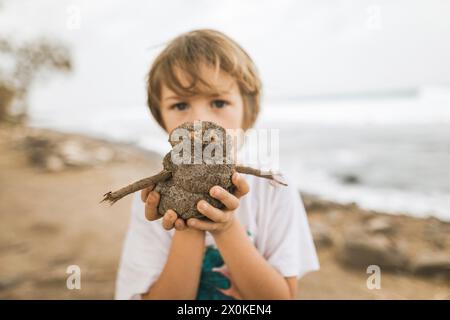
[115,29,319,300]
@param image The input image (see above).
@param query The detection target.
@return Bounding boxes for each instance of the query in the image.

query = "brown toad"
[101,120,286,220]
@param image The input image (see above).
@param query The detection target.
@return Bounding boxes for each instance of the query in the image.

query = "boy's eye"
[212,100,227,109]
[171,102,188,111]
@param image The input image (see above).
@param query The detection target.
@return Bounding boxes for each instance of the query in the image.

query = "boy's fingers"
[232,173,250,198]
[144,191,161,221]
[162,210,177,230]
[141,189,147,202]
[187,218,219,232]
[174,218,187,231]
[141,184,155,202]
[197,200,230,223]
[209,186,239,211]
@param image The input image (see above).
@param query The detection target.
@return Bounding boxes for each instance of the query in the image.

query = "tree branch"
[101,170,172,205]
[235,165,288,186]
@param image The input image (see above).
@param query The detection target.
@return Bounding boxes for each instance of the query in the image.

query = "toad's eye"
[171,102,188,111]
[212,100,227,109]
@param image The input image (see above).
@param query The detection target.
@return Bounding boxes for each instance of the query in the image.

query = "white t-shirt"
[114,170,319,300]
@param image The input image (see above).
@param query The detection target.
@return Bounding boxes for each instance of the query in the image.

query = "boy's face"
[159,64,244,134]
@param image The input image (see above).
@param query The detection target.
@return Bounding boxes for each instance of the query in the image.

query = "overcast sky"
[1,0,449,113]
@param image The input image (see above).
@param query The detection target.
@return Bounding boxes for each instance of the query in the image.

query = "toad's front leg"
[101,170,172,205]
[234,165,287,186]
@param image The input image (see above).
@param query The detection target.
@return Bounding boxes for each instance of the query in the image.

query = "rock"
[366,217,395,234]
[23,136,55,167]
[58,140,91,167]
[327,210,343,223]
[22,132,118,172]
[423,219,450,249]
[411,252,450,278]
[338,229,408,270]
[310,222,333,248]
[94,146,114,163]
[44,155,65,172]
[339,174,360,185]
[301,194,320,211]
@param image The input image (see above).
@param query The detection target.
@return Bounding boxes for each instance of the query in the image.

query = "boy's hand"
[141,186,188,231]
[187,172,250,235]
[141,172,249,233]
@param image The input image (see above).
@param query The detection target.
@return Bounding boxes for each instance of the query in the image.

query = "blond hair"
[146,29,262,131]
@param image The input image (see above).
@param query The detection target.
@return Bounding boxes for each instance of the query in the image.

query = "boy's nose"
[189,111,214,123]
[186,104,217,124]
[192,117,216,125]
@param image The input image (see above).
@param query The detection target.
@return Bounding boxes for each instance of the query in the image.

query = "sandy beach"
[0,125,448,299]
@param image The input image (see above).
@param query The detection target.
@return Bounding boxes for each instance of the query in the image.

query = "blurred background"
[0,0,449,299]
